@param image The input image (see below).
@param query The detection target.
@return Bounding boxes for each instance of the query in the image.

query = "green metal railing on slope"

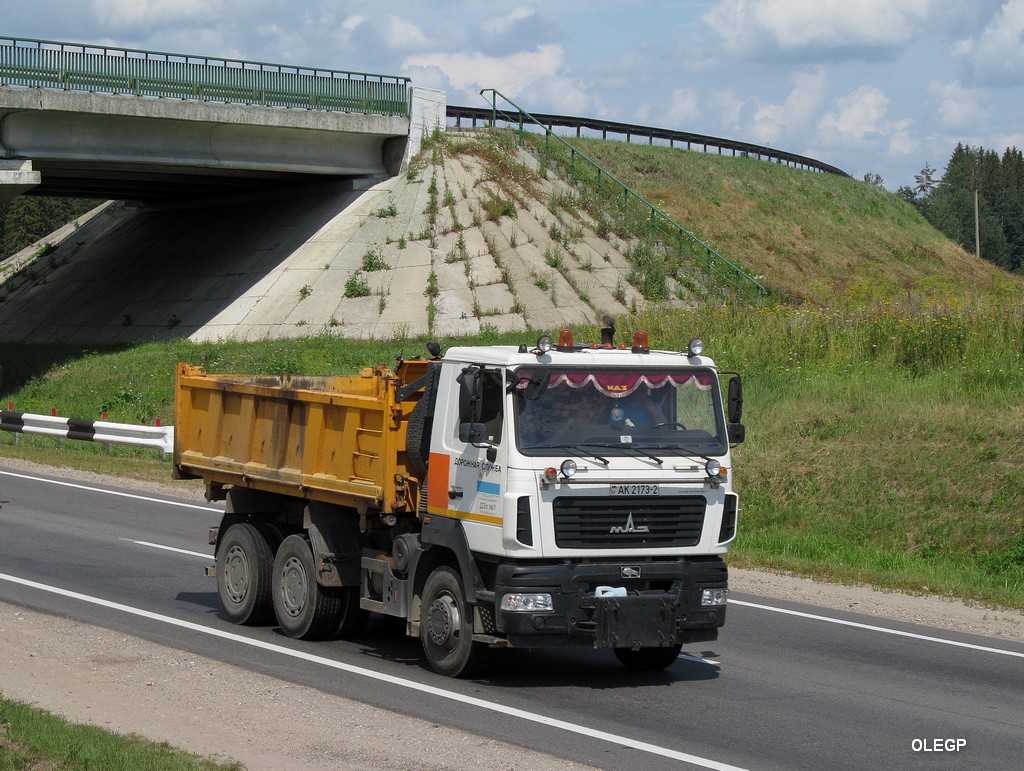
[479,89,767,304]
[0,36,410,117]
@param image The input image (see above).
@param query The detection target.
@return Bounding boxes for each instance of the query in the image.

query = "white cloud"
[928,81,988,129]
[483,7,535,37]
[703,0,933,60]
[402,44,563,99]
[91,0,220,29]
[712,90,745,131]
[665,88,700,127]
[818,85,904,148]
[954,0,1024,86]
[750,70,827,145]
[886,120,917,157]
[383,15,430,51]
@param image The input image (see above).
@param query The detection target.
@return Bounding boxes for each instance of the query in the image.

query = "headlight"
[536,335,554,353]
[687,338,704,357]
[701,588,728,606]
[560,459,577,478]
[705,458,722,478]
[501,593,554,612]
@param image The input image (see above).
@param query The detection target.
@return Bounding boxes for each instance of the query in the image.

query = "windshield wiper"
[532,443,610,465]
[577,442,662,465]
[631,442,716,465]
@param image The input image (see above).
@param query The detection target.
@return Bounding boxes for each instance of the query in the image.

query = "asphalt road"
[1,464,1021,770]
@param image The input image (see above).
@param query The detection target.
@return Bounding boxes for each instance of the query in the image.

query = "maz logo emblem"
[621,565,642,579]
[609,512,650,534]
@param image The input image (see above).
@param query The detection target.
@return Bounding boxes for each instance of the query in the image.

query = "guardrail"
[475,89,767,304]
[0,409,174,459]
[448,104,848,177]
[0,36,410,117]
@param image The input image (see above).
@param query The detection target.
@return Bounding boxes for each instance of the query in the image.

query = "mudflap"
[592,594,679,649]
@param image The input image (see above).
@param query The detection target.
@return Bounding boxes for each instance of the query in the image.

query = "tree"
[920,144,1015,269]
[914,162,938,199]
[0,196,99,259]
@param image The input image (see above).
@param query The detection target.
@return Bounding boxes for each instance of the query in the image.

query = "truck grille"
[552,495,706,548]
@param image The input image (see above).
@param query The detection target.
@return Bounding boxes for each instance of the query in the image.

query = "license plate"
[609,483,659,495]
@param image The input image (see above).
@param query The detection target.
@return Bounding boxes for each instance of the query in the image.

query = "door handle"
[448,488,464,500]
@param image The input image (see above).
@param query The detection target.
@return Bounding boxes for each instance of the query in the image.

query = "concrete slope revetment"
[0,134,682,344]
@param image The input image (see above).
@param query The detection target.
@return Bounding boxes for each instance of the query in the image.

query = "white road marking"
[121,539,210,560]
[679,652,721,665]
[0,571,747,771]
[729,599,1024,658]
[0,469,221,512]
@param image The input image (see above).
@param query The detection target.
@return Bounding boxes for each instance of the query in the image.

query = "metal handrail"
[478,89,767,303]
[448,104,847,177]
[0,35,410,117]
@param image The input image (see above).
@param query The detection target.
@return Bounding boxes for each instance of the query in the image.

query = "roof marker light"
[557,329,575,351]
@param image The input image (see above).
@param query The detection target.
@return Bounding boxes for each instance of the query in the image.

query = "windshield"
[512,366,727,457]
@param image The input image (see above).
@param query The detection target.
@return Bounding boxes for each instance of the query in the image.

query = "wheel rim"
[426,590,462,649]
[279,555,308,619]
[223,544,250,604]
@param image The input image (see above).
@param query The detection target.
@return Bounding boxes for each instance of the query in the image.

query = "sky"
[4,0,1024,190]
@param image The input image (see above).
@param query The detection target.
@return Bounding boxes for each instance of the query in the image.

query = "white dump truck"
[174,325,744,676]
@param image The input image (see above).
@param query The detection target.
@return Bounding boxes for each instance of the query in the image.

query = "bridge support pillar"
[0,159,41,204]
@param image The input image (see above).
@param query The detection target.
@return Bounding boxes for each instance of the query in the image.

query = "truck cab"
[406,330,742,674]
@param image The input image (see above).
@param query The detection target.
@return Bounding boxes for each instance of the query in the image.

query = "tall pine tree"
[921,143,1016,271]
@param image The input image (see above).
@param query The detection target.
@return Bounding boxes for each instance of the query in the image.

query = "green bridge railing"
[479,89,767,304]
[0,36,410,117]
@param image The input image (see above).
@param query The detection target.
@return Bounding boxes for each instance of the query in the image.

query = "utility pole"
[974,186,981,259]
[973,148,982,259]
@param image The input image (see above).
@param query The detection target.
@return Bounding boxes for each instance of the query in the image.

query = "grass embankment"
[563,136,1020,306]
[0,694,239,769]
[2,303,1022,609]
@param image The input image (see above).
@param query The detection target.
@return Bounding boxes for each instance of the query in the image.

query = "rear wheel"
[216,523,274,625]
[420,566,487,678]
[272,534,342,640]
[614,645,682,670]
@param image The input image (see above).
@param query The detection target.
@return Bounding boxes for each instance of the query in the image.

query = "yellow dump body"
[173,361,429,514]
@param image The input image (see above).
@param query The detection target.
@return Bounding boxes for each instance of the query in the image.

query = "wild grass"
[2,301,1022,609]
[561,136,1022,307]
[0,694,241,769]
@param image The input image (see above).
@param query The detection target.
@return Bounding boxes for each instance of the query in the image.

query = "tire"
[613,645,682,671]
[216,523,275,625]
[420,566,488,678]
[406,366,437,482]
[334,586,370,639]
[272,534,342,640]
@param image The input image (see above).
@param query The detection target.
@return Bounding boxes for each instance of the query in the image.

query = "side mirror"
[727,376,743,424]
[728,423,746,445]
[457,367,482,423]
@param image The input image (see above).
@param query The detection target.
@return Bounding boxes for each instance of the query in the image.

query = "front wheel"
[420,566,488,677]
[614,645,682,670]
[272,534,342,640]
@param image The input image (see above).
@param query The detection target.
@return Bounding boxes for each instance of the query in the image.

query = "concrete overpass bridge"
[0,36,440,204]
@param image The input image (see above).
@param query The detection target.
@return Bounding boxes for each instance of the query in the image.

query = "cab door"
[427,363,507,554]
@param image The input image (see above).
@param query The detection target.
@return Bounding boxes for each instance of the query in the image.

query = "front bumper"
[493,557,727,649]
